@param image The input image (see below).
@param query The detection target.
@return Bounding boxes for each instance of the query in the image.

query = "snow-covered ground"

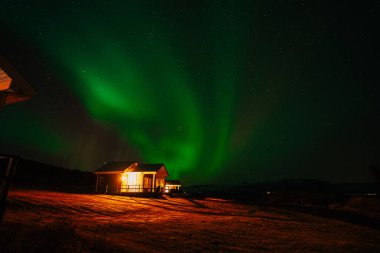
[1,190,379,252]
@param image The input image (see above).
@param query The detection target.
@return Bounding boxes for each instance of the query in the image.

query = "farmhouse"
[94,161,169,194]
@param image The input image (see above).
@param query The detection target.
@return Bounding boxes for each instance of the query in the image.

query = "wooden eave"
[0,55,36,105]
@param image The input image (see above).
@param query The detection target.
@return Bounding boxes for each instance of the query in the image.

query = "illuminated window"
[127,173,138,186]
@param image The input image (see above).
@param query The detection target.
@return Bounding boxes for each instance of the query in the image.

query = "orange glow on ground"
[1,190,379,252]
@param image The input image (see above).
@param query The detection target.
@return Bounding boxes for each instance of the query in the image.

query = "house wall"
[96,174,121,193]
[156,179,165,188]
[121,172,144,192]
[120,172,159,193]
[156,167,167,187]
[156,166,168,179]
[96,166,169,194]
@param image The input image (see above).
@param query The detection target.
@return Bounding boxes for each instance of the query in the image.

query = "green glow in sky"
[0,1,377,184]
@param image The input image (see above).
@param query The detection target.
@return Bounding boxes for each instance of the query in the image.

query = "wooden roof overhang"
[94,161,138,174]
[0,55,35,107]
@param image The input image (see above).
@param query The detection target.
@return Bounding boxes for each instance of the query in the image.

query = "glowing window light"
[128,172,139,185]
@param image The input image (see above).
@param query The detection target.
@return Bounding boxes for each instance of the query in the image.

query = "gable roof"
[126,163,166,173]
[94,162,169,177]
[95,161,137,173]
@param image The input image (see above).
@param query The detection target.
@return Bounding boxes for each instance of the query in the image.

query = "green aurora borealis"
[0,1,378,184]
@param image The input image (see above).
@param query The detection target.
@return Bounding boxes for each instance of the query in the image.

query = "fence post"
[0,156,18,224]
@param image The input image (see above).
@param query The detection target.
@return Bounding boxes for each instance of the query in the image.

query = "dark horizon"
[0,1,379,185]
[3,154,379,186]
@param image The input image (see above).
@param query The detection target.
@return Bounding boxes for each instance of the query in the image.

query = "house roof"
[95,162,169,176]
[95,161,137,173]
[126,163,165,173]
[166,180,181,186]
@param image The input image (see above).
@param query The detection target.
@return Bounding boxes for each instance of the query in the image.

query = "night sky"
[0,1,378,184]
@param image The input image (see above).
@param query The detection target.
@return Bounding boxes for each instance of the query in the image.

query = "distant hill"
[184,179,379,204]
[10,158,96,192]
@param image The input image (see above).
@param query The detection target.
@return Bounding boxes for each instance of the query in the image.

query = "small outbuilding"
[165,180,182,193]
[94,161,168,194]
